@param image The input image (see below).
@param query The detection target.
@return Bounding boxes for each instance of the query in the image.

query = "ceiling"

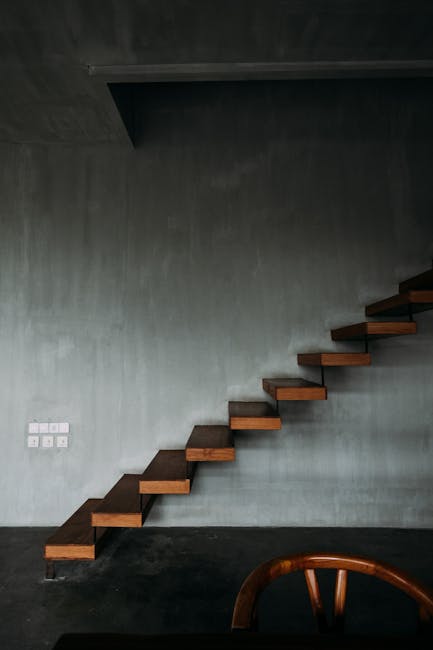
[1,0,433,145]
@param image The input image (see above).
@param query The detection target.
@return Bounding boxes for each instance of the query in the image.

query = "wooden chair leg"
[333,569,348,633]
[417,605,432,636]
[304,569,328,633]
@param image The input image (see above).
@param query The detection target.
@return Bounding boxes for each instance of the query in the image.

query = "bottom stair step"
[91,475,155,528]
[44,499,108,561]
[186,425,235,461]
[229,401,281,430]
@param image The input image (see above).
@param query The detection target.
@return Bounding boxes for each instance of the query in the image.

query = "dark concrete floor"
[0,527,432,650]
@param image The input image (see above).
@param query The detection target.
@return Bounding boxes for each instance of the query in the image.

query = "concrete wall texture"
[0,78,432,527]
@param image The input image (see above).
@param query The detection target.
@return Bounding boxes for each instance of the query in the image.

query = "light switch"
[28,422,39,434]
[39,423,49,434]
[59,422,69,434]
[41,435,54,448]
[56,435,68,448]
[27,435,39,448]
[49,422,59,434]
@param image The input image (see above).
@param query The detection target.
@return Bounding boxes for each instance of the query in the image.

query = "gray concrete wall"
[1,79,432,526]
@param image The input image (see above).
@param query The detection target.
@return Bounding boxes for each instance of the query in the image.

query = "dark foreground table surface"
[52,632,432,649]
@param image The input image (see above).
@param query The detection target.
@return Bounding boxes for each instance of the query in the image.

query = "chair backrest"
[231,552,433,634]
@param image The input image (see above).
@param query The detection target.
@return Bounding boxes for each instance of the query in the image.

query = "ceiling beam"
[88,60,433,83]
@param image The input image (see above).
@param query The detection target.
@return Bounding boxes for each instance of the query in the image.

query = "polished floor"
[0,527,432,649]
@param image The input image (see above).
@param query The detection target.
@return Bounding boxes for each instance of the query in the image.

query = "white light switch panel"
[59,422,69,433]
[28,422,39,434]
[27,435,39,448]
[49,422,59,434]
[41,435,54,448]
[39,423,49,434]
[56,435,68,448]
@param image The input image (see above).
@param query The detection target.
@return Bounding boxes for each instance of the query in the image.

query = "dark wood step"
[45,499,108,560]
[365,291,433,317]
[229,401,281,430]
[186,426,235,461]
[298,353,371,366]
[262,378,327,400]
[399,268,433,293]
[331,321,417,341]
[139,450,195,494]
[91,475,154,528]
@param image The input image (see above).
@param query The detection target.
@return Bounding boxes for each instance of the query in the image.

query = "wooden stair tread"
[399,268,433,293]
[229,401,281,430]
[45,499,107,560]
[365,290,433,317]
[331,321,417,341]
[298,353,371,366]
[139,450,195,494]
[91,474,154,528]
[262,378,327,400]
[186,426,235,461]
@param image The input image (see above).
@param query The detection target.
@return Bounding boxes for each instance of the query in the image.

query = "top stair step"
[185,425,235,461]
[298,353,371,366]
[399,267,433,293]
[262,378,327,400]
[229,401,281,430]
[331,321,417,341]
[139,450,195,494]
[91,475,154,528]
[365,290,433,317]
[45,499,108,560]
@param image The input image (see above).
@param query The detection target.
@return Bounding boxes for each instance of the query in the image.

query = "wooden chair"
[231,552,433,635]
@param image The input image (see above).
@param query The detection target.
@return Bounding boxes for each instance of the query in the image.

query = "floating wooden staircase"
[44,260,433,578]
[331,321,417,342]
[138,450,194,495]
[186,426,235,461]
[366,290,433,318]
[399,267,433,292]
[298,352,371,366]
[262,378,327,401]
[228,401,281,430]
[91,475,154,528]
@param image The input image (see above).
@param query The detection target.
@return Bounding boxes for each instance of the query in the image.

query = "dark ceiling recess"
[101,59,433,149]
[108,84,136,146]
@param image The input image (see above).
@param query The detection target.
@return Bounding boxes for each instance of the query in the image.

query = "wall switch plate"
[59,422,69,433]
[41,435,54,448]
[49,422,59,434]
[39,423,49,434]
[56,435,68,448]
[28,422,39,434]
[27,435,39,448]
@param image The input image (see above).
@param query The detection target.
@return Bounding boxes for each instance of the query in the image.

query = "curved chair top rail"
[231,552,433,631]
